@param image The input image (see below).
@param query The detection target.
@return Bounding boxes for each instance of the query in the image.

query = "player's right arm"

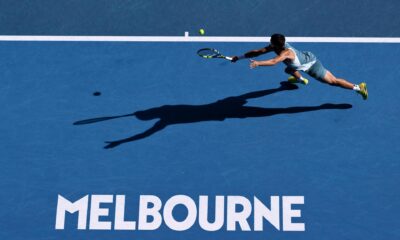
[231,45,273,62]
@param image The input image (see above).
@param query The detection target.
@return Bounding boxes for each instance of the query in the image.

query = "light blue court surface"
[0,41,399,239]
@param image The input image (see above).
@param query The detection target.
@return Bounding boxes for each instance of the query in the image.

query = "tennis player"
[231,33,368,100]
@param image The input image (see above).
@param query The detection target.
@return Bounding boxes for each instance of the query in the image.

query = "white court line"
[0,35,400,43]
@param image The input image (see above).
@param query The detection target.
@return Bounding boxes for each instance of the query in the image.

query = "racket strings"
[197,48,219,58]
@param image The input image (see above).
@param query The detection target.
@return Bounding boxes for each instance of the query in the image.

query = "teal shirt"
[283,43,317,71]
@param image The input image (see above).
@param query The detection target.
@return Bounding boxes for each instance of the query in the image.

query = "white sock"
[353,84,360,91]
[298,76,306,82]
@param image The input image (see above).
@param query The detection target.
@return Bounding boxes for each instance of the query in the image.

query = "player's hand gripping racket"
[197,48,233,61]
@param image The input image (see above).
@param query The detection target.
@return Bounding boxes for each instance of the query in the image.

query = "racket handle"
[225,56,233,61]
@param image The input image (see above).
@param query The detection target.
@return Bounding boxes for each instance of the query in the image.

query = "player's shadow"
[74,82,352,149]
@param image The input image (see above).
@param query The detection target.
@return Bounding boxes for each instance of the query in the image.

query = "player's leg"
[322,71,353,89]
[307,60,368,100]
[322,71,368,100]
[285,67,308,85]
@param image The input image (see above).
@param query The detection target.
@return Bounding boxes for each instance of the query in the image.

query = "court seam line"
[0,35,400,43]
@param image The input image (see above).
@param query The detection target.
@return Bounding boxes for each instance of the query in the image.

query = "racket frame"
[197,48,232,61]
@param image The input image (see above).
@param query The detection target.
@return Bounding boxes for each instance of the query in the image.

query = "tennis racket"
[197,48,233,61]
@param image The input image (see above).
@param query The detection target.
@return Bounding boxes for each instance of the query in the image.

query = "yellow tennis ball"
[199,29,205,35]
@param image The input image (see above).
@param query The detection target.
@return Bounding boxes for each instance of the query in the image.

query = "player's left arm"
[250,49,290,69]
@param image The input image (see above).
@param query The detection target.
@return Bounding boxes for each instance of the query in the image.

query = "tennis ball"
[199,29,205,35]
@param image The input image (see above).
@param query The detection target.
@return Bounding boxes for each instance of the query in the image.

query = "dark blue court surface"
[0,41,399,239]
[1,0,400,37]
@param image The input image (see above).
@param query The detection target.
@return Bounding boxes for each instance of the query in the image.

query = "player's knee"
[324,76,337,85]
[327,79,336,85]
[284,68,292,74]
[331,78,340,86]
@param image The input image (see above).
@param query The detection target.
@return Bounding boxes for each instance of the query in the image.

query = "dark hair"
[270,33,286,49]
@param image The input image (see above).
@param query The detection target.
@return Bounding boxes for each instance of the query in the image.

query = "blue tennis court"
[1,1,399,240]
[1,40,399,240]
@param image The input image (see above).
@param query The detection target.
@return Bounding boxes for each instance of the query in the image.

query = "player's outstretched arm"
[250,49,290,68]
[231,45,273,62]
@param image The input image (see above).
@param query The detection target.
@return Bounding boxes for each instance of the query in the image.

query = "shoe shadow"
[74,82,352,149]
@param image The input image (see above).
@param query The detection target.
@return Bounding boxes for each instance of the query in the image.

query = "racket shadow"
[74,81,352,149]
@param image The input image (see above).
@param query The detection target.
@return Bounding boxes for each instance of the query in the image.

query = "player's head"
[270,33,286,50]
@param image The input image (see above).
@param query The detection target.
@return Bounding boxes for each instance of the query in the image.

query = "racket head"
[197,48,221,59]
